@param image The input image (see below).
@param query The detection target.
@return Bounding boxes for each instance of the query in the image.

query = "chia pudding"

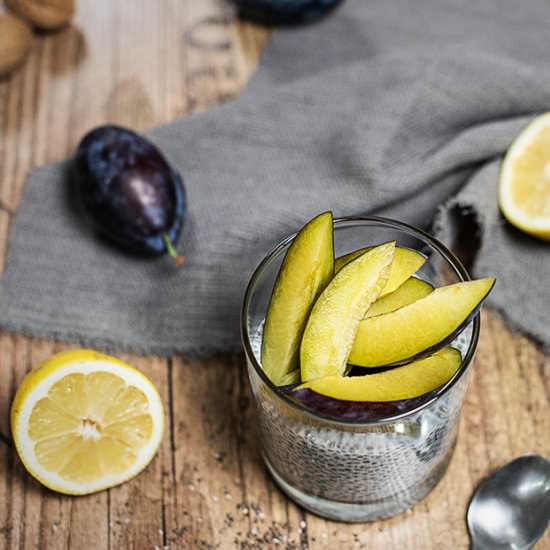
[241,217,481,522]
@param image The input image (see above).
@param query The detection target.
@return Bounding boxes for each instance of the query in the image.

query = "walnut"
[6,0,75,31]
[0,13,32,77]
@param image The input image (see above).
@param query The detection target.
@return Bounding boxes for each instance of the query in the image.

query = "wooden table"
[0,2,549,548]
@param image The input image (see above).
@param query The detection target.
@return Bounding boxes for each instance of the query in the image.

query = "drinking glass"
[241,216,479,522]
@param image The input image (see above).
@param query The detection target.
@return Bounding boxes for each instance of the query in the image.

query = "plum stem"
[163,233,185,266]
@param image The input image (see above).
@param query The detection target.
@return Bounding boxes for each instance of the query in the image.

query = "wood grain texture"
[0,1,549,548]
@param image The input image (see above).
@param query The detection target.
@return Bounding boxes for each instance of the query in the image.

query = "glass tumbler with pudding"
[241,213,494,522]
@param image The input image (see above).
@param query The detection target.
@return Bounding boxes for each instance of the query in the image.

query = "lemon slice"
[499,113,550,240]
[11,349,164,495]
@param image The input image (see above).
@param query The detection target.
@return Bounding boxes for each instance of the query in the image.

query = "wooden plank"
[0,334,22,550]
[166,356,249,548]
[107,355,166,550]
[164,355,304,550]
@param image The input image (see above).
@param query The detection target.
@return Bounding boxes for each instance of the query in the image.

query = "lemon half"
[499,112,550,240]
[11,349,164,495]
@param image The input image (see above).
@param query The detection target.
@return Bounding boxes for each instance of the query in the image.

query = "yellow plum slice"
[335,246,426,297]
[300,242,395,382]
[365,277,433,318]
[349,278,496,367]
[298,347,461,401]
[261,212,334,385]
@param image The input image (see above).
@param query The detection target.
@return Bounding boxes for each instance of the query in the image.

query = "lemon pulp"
[30,372,153,483]
[506,124,550,217]
[499,113,550,239]
[11,350,163,495]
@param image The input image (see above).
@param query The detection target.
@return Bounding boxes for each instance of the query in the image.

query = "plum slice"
[335,246,426,297]
[349,278,496,367]
[365,277,433,318]
[297,347,461,402]
[261,212,334,386]
[300,242,395,382]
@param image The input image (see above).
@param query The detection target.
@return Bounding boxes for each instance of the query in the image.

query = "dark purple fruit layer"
[288,388,436,422]
[74,125,186,256]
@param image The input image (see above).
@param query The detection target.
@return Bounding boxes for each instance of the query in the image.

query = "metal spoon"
[467,455,550,550]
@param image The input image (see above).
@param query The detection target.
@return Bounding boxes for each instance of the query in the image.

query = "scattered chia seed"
[224,513,234,528]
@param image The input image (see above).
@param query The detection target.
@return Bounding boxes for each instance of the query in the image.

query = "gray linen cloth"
[1,0,550,355]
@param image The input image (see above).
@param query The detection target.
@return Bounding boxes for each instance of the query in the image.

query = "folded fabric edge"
[0,319,244,359]
[433,196,550,355]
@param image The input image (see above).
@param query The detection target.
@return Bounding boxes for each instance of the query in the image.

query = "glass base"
[263,450,454,522]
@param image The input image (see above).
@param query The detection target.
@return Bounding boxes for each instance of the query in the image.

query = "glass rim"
[240,215,480,427]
